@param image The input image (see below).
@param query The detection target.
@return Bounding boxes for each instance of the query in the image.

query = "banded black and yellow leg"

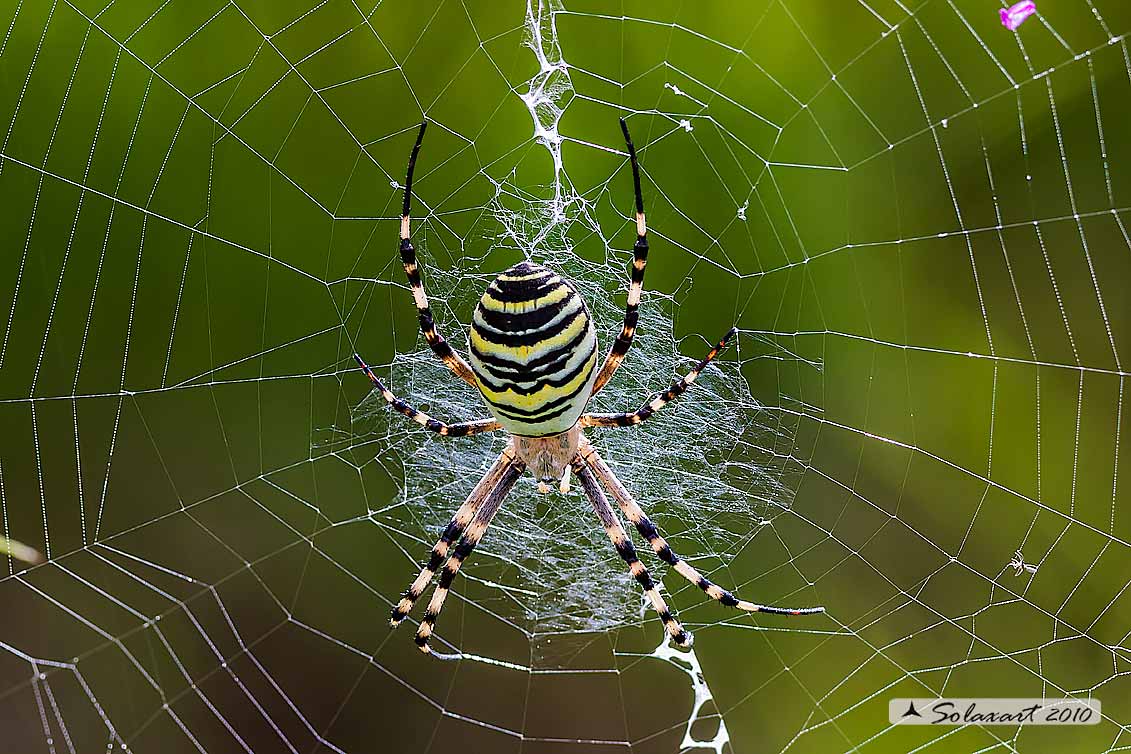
[390,445,519,627]
[415,458,526,653]
[582,327,737,429]
[579,443,825,617]
[592,118,650,396]
[398,122,478,388]
[354,354,501,437]
[573,460,692,647]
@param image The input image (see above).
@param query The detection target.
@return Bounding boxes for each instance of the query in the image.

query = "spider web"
[1,0,1130,752]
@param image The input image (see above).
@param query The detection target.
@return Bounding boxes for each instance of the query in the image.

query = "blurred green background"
[1,0,1130,752]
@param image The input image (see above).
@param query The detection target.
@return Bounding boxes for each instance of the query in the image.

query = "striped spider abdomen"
[469,261,599,439]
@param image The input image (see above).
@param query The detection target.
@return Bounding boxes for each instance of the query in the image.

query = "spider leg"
[581,327,736,429]
[415,457,526,654]
[573,459,692,647]
[579,442,825,617]
[390,444,519,627]
[397,122,478,388]
[591,118,650,397]
[354,354,501,437]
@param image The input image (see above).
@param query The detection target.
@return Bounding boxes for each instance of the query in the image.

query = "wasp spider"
[356,120,825,655]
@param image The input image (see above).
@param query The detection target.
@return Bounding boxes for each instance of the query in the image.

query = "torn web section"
[343,197,807,663]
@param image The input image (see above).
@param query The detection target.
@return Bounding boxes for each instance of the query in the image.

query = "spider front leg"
[573,460,692,647]
[581,327,736,429]
[397,122,478,388]
[389,445,519,627]
[591,118,651,396]
[354,354,501,437]
[579,442,825,617]
[415,457,526,654]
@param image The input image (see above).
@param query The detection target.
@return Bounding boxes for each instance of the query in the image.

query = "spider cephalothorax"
[512,426,581,489]
[355,119,824,656]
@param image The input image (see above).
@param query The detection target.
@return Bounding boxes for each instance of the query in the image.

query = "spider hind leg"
[574,460,692,647]
[414,458,525,654]
[389,445,518,628]
[580,442,825,618]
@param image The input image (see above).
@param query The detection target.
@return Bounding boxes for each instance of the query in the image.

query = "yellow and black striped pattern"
[574,460,690,647]
[414,456,526,654]
[579,441,826,618]
[469,261,599,437]
[397,122,478,389]
[388,446,519,629]
[582,327,737,429]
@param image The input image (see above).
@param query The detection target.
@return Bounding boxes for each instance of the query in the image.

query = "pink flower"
[1000,1,1037,31]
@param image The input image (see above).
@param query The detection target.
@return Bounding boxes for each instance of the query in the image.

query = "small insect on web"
[1008,549,1039,577]
[354,119,825,657]
[1000,1,1037,30]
